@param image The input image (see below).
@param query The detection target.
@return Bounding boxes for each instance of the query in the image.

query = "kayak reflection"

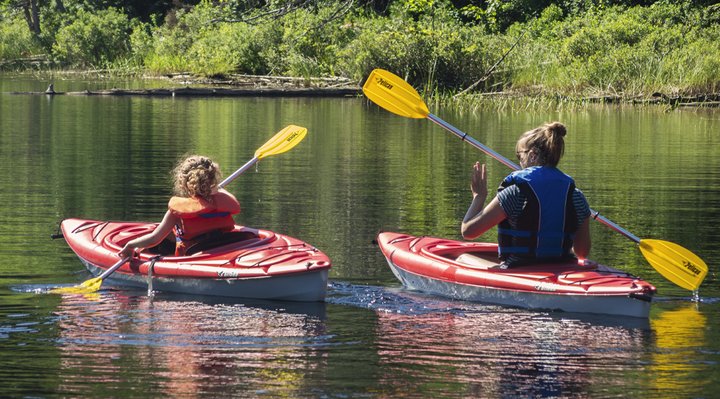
[53,291,328,397]
[371,291,651,397]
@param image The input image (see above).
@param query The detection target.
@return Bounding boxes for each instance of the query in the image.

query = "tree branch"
[210,0,314,24]
[454,23,531,97]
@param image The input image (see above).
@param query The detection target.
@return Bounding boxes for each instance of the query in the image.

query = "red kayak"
[377,232,657,318]
[60,218,331,301]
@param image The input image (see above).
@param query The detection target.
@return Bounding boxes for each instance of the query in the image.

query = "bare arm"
[461,163,507,240]
[572,217,591,259]
[118,210,179,258]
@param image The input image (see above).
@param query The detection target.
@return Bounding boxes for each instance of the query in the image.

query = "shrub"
[52,8,133,68]
[665,26,720,93]
[274,6,356,77]
[338,9,499,91]
[504,2,720,96]
[187,22,272,75]
[4,0,719,98]
[128,23,154,66]
[143,4,219,74]
[0,13,43,60]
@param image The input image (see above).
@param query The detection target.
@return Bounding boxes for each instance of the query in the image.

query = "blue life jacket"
[497,166,578,266]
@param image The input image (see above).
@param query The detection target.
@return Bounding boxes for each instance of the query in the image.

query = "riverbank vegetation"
[2,0,719,104]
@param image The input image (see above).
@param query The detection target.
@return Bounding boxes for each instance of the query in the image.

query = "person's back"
[496,165,580,266]
[168,155,240,256]
[169,188,240,256]
[118,155,241,258]
[461,122,591,268]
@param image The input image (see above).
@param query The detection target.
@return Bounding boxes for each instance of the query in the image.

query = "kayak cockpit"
[96,222,276,259]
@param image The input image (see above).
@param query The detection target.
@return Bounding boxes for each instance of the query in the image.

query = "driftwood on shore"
[9,72,720,107]
[16,86,720,107]
[10,73,361,97]
[580,93,720,107]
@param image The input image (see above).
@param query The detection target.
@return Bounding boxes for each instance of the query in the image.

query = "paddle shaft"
[427,113,642,244]
[218,156,258,188]
[98,257,131,280]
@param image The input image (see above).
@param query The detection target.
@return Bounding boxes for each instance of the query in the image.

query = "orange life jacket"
[168,190,241,256]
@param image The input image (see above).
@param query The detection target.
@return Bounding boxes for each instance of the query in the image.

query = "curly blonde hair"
[172,155,222,201]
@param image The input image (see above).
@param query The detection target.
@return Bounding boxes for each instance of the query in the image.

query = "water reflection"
[377,311,650,396]
[53,291,328,396]
[330,283,652,397]
[650,304,708,398]
[5,282,720,397]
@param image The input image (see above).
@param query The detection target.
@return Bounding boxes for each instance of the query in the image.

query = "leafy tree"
[52,7,134,67]
[4,0,43,35]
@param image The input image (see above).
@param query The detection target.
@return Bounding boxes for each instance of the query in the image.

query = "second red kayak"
[60,218,331,301]
[377,232,657,318]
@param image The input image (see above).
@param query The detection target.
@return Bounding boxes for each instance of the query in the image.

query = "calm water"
[1,75,718,397]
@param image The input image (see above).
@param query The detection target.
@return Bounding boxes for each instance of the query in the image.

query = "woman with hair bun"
[461,122,591,268]
[118,155,241,258]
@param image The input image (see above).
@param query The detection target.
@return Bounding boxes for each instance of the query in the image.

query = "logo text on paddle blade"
[683,260,702,276]
[376,77,393,90]
[286,131,300,142]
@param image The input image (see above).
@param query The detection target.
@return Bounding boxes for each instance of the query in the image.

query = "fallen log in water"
[12,86,360,97]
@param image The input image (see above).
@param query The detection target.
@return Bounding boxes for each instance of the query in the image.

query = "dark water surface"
[1,75,718,397]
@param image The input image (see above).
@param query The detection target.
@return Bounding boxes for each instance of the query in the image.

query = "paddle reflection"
[372,296,651,397]
[53,291,328,397]
[650,304,708,398]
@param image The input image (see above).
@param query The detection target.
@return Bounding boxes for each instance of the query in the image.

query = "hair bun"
[546,122,566,137]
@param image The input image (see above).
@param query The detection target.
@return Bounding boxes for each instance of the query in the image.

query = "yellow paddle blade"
[639,239,708,291]
[49,276,103,294]
[362,69,430,119]
[254,125,307,160]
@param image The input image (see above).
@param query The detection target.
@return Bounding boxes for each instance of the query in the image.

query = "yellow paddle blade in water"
[50,257,128,295]
[255,125,307,160]
[639,239,708,291]
[362,69,430,119]
[49,276,103,294]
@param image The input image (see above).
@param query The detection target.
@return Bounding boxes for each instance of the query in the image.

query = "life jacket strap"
[199,211,231,219]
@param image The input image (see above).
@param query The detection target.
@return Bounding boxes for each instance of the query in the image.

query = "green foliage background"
[1,0,719,97]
